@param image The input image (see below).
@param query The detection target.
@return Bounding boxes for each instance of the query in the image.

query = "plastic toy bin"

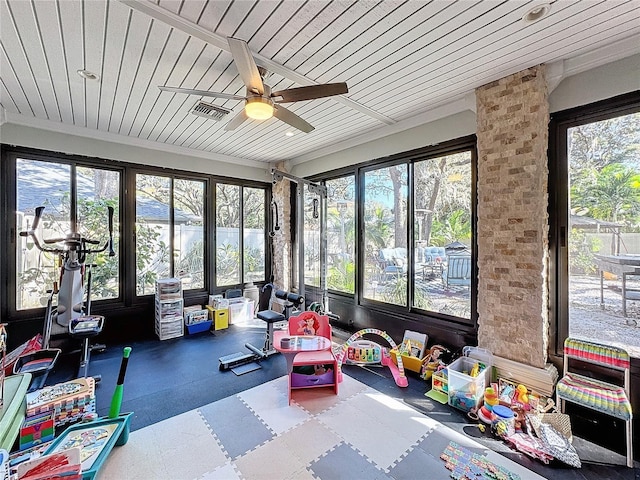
[447,357,491,412]
[186,320,212,335]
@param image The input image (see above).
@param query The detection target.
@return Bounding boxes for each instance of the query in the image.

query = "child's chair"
[556,337,633,467]
[285,311,338,403]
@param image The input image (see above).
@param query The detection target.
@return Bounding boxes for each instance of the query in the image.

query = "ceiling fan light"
[245,97,274,120]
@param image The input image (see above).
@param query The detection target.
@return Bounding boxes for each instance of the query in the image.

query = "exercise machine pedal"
[219,352,259,371]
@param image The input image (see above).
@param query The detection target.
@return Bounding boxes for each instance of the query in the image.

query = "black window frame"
[308,135,478,330]
[549,90,640,359]
[1,145,271,324]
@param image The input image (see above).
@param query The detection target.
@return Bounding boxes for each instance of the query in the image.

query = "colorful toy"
[345,340,382,365]
[440,441,521,480]
[297,315,319,336]
[0,323,6,408]
[514,384,529,406]
[483,386,499,411]
[109,347,132,419]
[336,329,408,387]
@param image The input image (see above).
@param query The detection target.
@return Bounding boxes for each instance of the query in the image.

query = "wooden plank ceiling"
[1,0,639,166]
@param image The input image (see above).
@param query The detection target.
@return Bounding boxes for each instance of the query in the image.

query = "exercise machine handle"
[31,206,44,231]
[107,206,115,257]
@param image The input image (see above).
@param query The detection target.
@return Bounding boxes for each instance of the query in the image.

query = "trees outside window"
[561,110,640,357]
[16,159,120,309]
[304,184,322,288]
[414,152,472,318]
[216,184,240,287]
[326,177,355,294]
[315,141,474,324]
[135,174,204,295]
[243,188,266,283]
[363,164,408,306]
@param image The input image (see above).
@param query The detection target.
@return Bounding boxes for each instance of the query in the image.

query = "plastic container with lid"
[447,346,494,413]
[491,404,515,437]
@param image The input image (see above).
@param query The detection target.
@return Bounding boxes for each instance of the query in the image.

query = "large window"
[135,174,205,295]
[303,184,322,288]
[552,95,640,358]
[216,184,240,287]
[326,176,355,294]
[16,158,120,309]
[6,147,269,324]
[243,188,266,283]
[313,139,475,325]
[363,164,408,306]
[414,152,472,318]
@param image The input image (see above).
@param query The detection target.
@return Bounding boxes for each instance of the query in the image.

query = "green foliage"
[569,229,601,275]
[177,239,204,288]
[429,209,471,246]
[571,163,640,224]
[243,244,265,278]
[364,206,392,250]
[327,259,355,294]
[216,242,240,284]
[136,221,169,295]
[379,275,431,309]
[569,114,640,172]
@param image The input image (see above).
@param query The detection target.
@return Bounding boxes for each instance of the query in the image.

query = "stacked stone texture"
[476,65,550,368]
[272,162,291,292]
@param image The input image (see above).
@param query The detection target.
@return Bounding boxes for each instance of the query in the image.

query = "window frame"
[4,148,125,319]
[1,145,271,323]
[309,135,478,329]
[549,91,640,358]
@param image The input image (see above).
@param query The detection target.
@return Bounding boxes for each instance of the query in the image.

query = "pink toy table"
[273,333,336,404]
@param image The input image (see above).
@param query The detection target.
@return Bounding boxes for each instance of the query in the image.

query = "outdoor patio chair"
[442,254,471,288]
[379,247,407,281]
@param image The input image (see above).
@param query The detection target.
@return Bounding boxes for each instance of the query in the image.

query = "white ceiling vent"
[190,101,232,121]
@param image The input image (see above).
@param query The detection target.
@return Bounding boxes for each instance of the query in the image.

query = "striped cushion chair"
[556,337,633,467]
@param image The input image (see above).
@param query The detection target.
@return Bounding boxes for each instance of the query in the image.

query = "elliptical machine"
[19,205,115,382]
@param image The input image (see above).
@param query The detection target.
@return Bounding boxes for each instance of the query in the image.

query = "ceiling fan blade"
[227,37,264,95]
[224,108,249,131]
[158,86,245,101]
[271,82,348,103]
[273,105,314,133]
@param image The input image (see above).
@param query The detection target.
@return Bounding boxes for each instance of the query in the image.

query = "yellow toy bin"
[206,306,229,330]
[389,348,426,373]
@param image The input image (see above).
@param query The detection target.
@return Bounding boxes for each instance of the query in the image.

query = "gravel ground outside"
[569,275,640,357]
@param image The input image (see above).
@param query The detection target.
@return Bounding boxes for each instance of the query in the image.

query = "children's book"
[400,330,428,358]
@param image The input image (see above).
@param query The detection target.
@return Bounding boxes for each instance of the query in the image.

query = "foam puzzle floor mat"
[98,374,545,480]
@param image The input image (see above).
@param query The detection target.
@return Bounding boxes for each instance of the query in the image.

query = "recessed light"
[285,131,294,137]
[522,3,551,24]
[77,69,100,81]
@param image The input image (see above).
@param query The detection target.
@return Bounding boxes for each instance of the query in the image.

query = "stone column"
[475,65,550,368]
[271,161,291,292]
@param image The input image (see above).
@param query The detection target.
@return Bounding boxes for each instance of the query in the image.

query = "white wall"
[0,123,272,182]
[549,54,640,113]
[291,110,477,178]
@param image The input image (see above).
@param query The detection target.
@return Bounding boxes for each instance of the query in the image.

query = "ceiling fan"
[159,37,348,133]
